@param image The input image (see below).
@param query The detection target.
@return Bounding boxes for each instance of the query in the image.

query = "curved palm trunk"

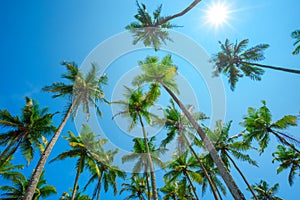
[144,171,151,200]
[242,62,300,75]
[138,114,158,200]
[71,155,84,200]
[160,82,246,200]
[180,132,219,200]
[157,0,202,26]
[225,152,258,200]
[0,134,23,164]
[270,129,300,153]
[23,103,75,200]
[96,171,103,200]
[0,137,23,167]
[184,171,199,200]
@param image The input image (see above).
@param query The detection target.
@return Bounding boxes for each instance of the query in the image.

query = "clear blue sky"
[0,0,299,199]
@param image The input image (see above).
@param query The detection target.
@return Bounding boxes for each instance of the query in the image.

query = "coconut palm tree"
[161,100,219,199]
[249,180,283,200]
[241,100,300,154]
[291,30,300,55]
[122,137,165,200]
[212,39,300,90]
[272,145,300,186]
[113,83,162,200]
[164,151,202,200]
[50,124,102,200]
[0,97,55,166]
[120,175,148,200]
[83,147,126,200]
[24,62,108,199]
[133,55,246,199]
[127,0,201,50]
[0,170,56,200]
[204,120,259,200]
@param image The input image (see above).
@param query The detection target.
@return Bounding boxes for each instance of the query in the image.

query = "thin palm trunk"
[24,103,75,200]
[242,62,300,75]
[214,181,223,200]
[184,171,199,200]
[156,0,202,26]
[225,152,258,200]
[0,137,23,167]
[0,134,23,163]
[270,130,300,153]
[71,155,84,200]
[138,114,158,200]
[160,82,246,200]
[180,131,218,200]
[144,171,151,200]
[96,171,103,200]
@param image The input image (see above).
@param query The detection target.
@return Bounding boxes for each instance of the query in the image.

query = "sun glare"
[205,2,230,28]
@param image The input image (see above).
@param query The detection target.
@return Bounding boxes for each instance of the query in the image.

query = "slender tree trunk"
[271,129,300,153]
[0,133,24,165]
[242,62,300,75]
[71,155,84,200]
[160,82,246,200]
[96,171,103,200]
[180,131,219,200]
[23,103,75,200]
[0,137,23,167]
[144,171,151,200]
[138,114,158,200]
[215,183,223,200]
[156,0,202,26]
[225,152,259,200]
[184,171,199,200]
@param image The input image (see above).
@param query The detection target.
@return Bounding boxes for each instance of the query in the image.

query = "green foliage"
[250,180,283,200]
[120,175,147,200]
[272,145,300,186]
[60,187,92,200]
[291,30,300,55]
[212,39,267,90]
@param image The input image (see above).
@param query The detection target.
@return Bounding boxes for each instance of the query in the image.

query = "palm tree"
[204,120,259,200]
[272,145,300,186]
[83,147,126,200]
[0,97,55,166]
[60,187,92,200]
[0,170,56,200]
[161,100,219,199]
[133,55,246,200]
[291,30,300,55]
[241,100,300,154]
[113,83,162,200]
[212,39,300,90]
[120,175,148,200]
[249,180,283,200]
[24,62,108,199]
[160,178,197,200]
[0,155,24,181]
[50,124,102,200]
[164,151,202,200]
[127,0,202,50]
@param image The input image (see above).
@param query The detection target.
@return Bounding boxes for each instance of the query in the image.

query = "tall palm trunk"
[225,152,258,200]
[24,103,75,200]
[184,171,199,200]
[242,62,300,74]
[144,171,151,200]
[160,82,246,200]
[180,131,219,200]
[71,155,84,200]
[270,130,300,153]
[96,171,103,200]
[156,0,202,26]
[0,137,23,167]
[138,114,158,200]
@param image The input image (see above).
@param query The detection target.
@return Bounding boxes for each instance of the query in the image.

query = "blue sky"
[1,0,300,199]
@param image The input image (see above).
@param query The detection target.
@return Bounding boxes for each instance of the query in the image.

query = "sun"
[204,1,230,28]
